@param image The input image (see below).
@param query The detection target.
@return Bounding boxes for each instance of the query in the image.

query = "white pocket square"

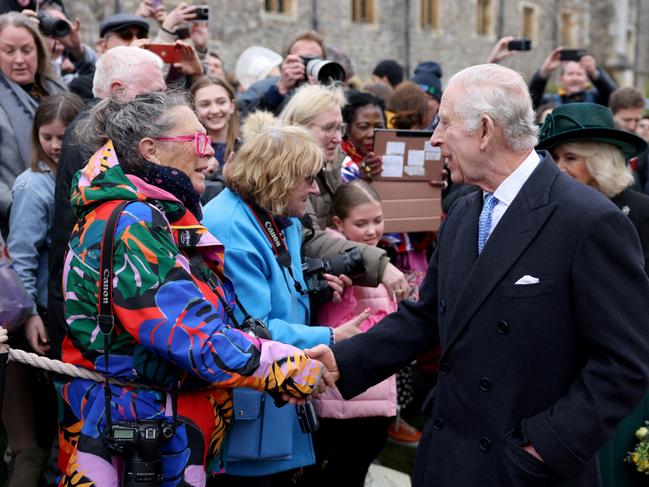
[514,275,540,285]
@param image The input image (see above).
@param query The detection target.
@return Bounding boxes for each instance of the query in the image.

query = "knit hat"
[411,62,443,101]
[372,59,404,87]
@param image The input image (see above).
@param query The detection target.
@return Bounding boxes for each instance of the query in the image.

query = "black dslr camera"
[37,11,70,37]
[302,247,365,303]
[106,420,174,486]
[301,56,346,84]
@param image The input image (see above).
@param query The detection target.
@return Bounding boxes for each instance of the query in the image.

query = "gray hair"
[448,64,538,152]
[92,46,164,98]
[560,141,634,197]
[77,90,189,172]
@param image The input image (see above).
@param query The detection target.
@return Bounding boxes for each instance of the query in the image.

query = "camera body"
[507,38,531,51]
[241,317,271,340]
[301,56,346,84]
[302,247,365,303]
[194,5,210,21]
[559,49,586,61]
[37,11,70,37]
[106,420,174,487]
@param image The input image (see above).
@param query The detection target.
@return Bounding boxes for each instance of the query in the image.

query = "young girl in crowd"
[5,92,84,487]
[309,180,397,487]
[190,75,240,203]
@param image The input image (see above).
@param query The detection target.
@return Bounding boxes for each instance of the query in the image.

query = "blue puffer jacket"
[203,188,332,476]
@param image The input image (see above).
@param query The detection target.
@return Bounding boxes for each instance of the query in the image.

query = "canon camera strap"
[97,201,179,435]
[247,203,306,295]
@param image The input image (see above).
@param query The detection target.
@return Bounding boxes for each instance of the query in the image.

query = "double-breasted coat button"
[479,377,492,391]
[439,361,450,375]
[479,436,492,451]
[497,320,510,334]
[433,417,445,430]
[439,299,446,313]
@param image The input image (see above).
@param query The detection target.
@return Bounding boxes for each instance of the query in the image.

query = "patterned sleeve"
[111,212,321,399]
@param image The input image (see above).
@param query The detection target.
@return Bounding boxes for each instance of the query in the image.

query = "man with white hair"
[45,46,165,358]
[308,63,649,486]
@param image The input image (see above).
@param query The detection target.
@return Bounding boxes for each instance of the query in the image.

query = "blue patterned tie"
[478,193,498,254]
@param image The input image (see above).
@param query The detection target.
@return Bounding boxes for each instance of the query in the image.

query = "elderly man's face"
[430,84,483,186]
[114,61,166,99]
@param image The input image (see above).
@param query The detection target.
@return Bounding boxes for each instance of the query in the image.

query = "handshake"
[281,344,341,405]
[280,308,369,405]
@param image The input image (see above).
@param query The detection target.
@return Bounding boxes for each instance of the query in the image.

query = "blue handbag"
[226,389,293,461]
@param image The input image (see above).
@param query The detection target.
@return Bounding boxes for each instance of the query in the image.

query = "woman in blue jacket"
[203,112,365,484]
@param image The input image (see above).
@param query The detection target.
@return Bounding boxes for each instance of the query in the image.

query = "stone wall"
[65,0,649,93]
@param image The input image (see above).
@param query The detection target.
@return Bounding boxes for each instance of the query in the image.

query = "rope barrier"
[0,343,135,388]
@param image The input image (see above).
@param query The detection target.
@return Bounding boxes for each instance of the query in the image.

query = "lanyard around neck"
[247,203,306,295]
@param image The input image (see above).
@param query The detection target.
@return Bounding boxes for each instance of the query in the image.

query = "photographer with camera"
[238,30,346,117]
[528,46,617,110]
[203,111,368,484]
[56,91,330,487]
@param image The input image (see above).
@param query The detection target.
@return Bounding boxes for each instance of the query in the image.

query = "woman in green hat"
[538,102,649,487]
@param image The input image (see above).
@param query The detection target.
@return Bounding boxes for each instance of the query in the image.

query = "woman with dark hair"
[386,81,428,130]
[340,90,385,182]
[0,11,67,236]
[190,75,240,203]
[56,91,326,486]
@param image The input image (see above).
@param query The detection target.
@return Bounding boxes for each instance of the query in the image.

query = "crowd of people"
[0,1,649,487]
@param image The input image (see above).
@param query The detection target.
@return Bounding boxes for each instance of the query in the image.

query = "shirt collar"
[490,150,541,205]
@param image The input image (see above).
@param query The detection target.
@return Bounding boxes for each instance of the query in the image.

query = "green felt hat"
[537,102,647,160]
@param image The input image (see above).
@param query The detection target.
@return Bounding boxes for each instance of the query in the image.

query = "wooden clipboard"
[371,129,443,232]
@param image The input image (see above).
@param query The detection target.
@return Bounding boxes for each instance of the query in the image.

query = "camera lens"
[37,12,70,37]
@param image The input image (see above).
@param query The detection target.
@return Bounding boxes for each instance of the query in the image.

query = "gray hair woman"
[57,91,325,486]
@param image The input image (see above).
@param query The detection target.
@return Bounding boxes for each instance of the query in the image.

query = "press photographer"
[240,30,348,116]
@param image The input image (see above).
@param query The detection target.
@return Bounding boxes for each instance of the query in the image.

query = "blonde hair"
[224,111,324,215]
[561,141,634,197]
[279,83,346,127]
[0,12,53,82]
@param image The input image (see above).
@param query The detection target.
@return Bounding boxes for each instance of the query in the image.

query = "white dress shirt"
[484,150,541,238]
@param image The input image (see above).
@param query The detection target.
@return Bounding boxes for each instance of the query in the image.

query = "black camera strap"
[98,200,179,438]
[247,203,306,295]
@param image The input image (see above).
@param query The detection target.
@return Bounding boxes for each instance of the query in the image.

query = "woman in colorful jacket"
[57,92,327,487]
[202,111,366,483]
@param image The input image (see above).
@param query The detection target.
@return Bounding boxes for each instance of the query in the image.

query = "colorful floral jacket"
[57,141,322,487]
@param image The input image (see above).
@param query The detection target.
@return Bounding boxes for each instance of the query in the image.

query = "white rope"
[0,343,133,387]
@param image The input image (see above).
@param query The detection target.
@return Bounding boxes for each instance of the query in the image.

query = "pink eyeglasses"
[155,132,212,156]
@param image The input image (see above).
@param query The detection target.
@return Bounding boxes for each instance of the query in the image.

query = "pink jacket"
[313,230,398,419]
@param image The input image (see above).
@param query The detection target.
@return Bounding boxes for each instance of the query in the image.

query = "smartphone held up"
[144,43,182,64]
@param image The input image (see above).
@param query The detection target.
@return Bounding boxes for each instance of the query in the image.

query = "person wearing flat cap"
[98,13,149,52]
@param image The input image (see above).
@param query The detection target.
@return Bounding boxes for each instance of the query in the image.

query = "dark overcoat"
[334,154,649,487]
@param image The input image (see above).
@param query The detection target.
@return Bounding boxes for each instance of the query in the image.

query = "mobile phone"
[143,43,181,64]
[507,39,531,51]
[559,49,586,61]
[194,5,210,21]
